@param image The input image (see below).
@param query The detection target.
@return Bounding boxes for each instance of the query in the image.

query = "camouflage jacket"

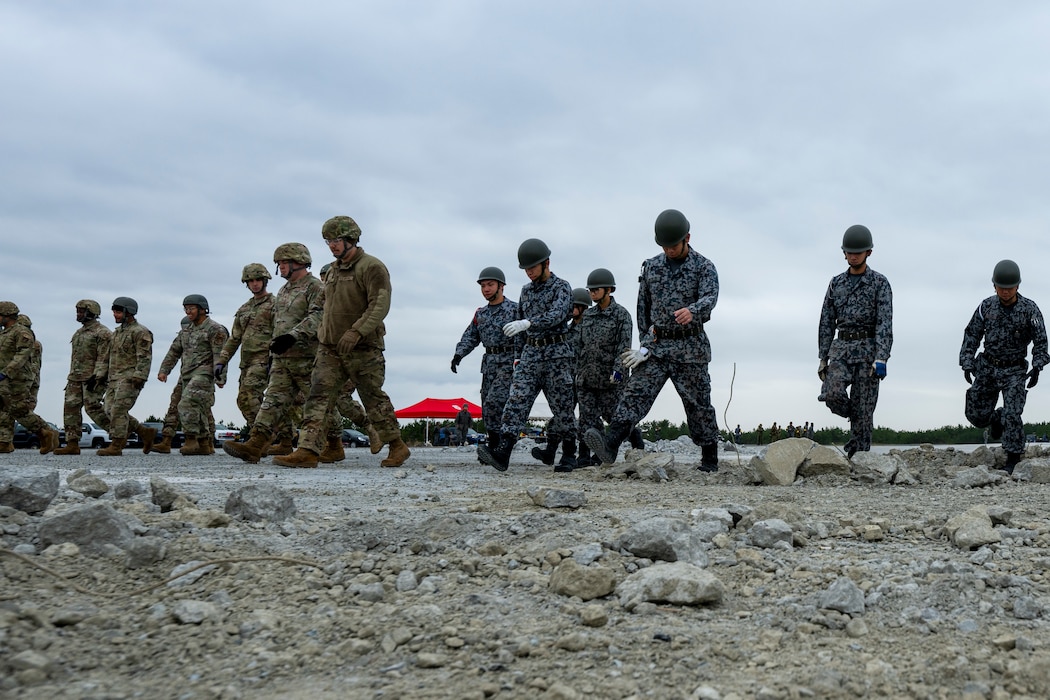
[818,267,893,363]
[515,272,574,361]
[219,292,274,368]
[313,248,390,351]
[637,247,718,364]
[67,319,112,382]
[109,319,153,383]
[274,273,323,359]
[161,317,230,379]
[959,293,1049,373]
[455,298,522,373]
[0,317,38,385]
[577,298,633,388]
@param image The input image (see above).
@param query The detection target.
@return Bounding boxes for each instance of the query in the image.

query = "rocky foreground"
[3,439,1050,700]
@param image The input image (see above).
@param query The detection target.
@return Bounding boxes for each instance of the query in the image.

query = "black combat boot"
[576,440,597,468]
[584,422,632,464]
[531,434,559,465]
[628,427,646,450]
[478,433,517,472]
[1003,452,1022,475]
[990,408,1004,441]
[554,436,577,472]
[699,443,719,472]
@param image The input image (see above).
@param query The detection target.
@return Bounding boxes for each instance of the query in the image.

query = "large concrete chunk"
[0,467,59,515]
[616,561,724,610]
[39,502,133,552]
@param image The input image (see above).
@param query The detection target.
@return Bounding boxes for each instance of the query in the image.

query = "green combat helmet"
[241,263,271,282]
[655,209,690,246]
[572,288,592,308]
[322,216,362,242]
[477,266,507,285]
[586,268,616,290]
[0,301,19,317]
[992,259,1021,288]
[841,225,873,252]
[183,294,209,313]
[273,242,312,265]
[75,299,101,318]
[112,297,138,315]
[517,238,551,269]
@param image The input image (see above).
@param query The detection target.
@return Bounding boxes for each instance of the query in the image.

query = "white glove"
[503,319,531,337]
[620,347,649,369]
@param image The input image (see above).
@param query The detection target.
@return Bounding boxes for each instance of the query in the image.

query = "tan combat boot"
[150,435,173,454]
[180,435,209,456]
[267,436,294,456]
[38,427,59,455]
[204,436,215,454]
[366,424,382,454]
[97,438,126,456]
[318,435,346,463]
[274,447,319,468]
[136,424,157,454]
[0,442,14,453]
[381,438,411,467]
[55,430,81,455]
[223,430,271,464]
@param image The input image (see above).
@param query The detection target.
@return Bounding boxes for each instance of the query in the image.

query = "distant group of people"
[740,421,816,444]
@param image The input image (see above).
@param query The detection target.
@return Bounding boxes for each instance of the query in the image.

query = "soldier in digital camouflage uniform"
[960,259,1048,474]
[224,243,327,464]
[817,225,893,459]
[477,238,577,472]
[0,303,59,454]
[158,294,229,455]
[274,215,410,468]
[585,210,721,472]
[55,299,112,455]
[451,266,522,454]
[97,297,156,456]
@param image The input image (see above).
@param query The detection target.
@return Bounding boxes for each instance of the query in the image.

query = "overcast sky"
[4,1,1050,435]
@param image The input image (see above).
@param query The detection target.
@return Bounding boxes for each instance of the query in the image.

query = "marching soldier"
[55,300,112,455]
[98,297,156,456]
[0,302,60,454]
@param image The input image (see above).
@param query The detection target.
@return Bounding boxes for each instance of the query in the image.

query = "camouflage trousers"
[612,358,718,446]
[162,379,214,438]
[578,385,623,437]
[178,368,216,436]
[253,357,315,439]
[966,367,1028,453]
[62,379,110,438]
[480,364,513,432]
[104,378,146,440]
[299,344,399,454]
[0,381,48,441]
[821,359,880,451]
[499,355,577,438]
[236,361,269,430]
[336,381,369,428]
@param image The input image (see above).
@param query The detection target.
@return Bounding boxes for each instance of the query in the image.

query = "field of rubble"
[3,438,1050,700]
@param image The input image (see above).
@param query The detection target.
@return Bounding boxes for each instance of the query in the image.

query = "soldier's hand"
[130,377,145,390]
[1027,368,1041,389]
[85,375,97,392]
[817,359,828,382]
[157,372,168,383]
[269,334,296,355]
[963,369,973,385]
[620,347,649,369]
[338,329,361,355]
[871,361,887,379]
[214,363,225,380]
[503,320,531,337]
[450,354,462,373]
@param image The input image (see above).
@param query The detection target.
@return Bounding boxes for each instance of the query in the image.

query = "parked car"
[78,422,110,449]
[214,424,240,447]
[13,422,65,449]
[127,422,185,449]
[341,428,371,448]
[465,428,485,445]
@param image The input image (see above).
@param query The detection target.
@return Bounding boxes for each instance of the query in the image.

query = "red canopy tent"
[395,398,482,444]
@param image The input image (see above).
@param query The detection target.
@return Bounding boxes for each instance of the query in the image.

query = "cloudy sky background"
[4,1,1050,435]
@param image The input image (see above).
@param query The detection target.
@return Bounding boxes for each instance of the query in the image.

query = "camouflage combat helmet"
[75,299,101,317]
[321,216,362,242]
[655,209,690,246]
[180,316,192,330]
[183,294,209,312]
[0,301,19,317]
[477,266,507,285]
[517,238,552,269]
[992,259,1021,287]
[586,268,616,290]
[320,263,332,276]
[273,242,312,265]
[841,225,873,253]
[241,263,271,282]
[572,288,593,308]
[112,297,138,315]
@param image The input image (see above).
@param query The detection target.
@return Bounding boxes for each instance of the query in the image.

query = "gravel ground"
[3,441,1050,700]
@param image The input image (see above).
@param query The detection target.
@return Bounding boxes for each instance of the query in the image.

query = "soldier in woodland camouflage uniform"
[97,297,156,456]
[158,295,229,455]
[477,238,577,472]
[960,259,1048,474]
[224,243,327,464]
[585,210,721,471]
[817,225,893,459]
[55,300,112,455]
[452,266,522,453]
[274,215,410,468]
[0,303,59,454]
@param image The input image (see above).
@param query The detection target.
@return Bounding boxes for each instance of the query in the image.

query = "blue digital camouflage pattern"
[576,298,633,437]
[455,298,521,429]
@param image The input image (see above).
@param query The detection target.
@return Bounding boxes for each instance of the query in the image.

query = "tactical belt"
[837,328,875,341]
[982,354,1026,369]
[526,333,567,348]
[485,344,514,355]
[653,325,702,340]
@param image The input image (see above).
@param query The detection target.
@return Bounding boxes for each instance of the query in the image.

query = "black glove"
[214,363,225,380]
[450,354,462,373]
[269,334,296,355]
[85,375,98,392]
[963,370,973,385]
[130,377,145,390]
[1027,368,1041,389]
